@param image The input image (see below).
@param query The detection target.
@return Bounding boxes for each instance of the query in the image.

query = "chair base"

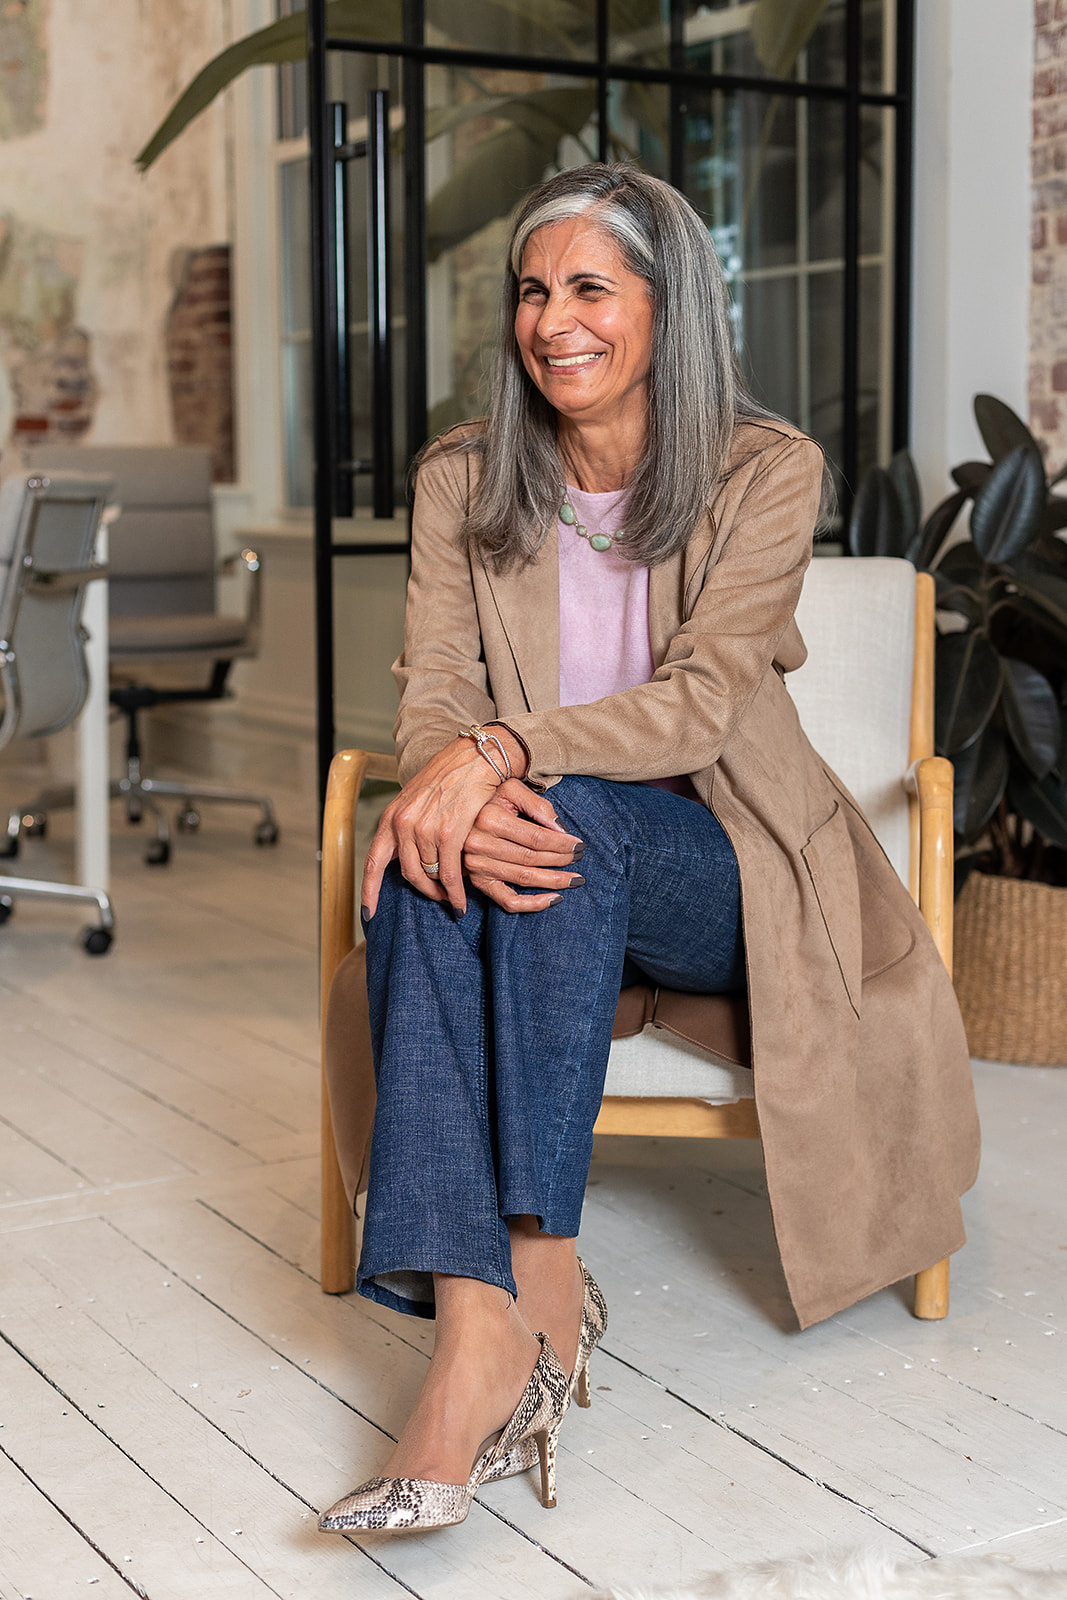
[5,771,279,867]
[0,872,115,954]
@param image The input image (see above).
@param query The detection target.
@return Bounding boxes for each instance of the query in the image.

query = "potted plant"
[849,394,1067,1065]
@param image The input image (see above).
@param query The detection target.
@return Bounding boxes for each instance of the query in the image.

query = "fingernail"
[548,894,563,907]
[571,843,585,862]
[568,874,586,887]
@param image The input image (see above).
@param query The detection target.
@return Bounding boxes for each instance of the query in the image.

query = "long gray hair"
[445,163,779,571]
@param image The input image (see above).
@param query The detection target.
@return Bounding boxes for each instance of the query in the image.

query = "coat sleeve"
[503,434,825,786]
[391,443,498,783]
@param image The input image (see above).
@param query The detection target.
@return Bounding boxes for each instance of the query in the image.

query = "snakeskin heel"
[484,1257,609,1478]
[573,1258,608,1408]
[318,1332,570,1533]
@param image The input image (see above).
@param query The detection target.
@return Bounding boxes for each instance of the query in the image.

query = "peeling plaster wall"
[0,0,233,460]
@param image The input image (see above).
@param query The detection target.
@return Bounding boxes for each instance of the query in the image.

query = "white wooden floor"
[0,766,1064,1599]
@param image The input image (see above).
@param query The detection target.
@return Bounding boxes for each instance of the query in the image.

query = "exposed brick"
[164,244,234,483]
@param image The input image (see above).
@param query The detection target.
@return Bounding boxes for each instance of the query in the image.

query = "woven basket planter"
[953,872,1067,1066]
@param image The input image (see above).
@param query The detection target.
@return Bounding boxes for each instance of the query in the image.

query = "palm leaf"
[136,0,402,171]
[750,0,834,78]
[426,89,597,260]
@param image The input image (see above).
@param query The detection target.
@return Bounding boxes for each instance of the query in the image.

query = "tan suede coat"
[332,416,980,1331]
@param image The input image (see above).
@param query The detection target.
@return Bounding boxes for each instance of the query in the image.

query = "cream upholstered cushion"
[601,555,916,1107]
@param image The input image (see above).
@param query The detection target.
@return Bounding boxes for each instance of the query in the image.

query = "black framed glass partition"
[297,0,915,806]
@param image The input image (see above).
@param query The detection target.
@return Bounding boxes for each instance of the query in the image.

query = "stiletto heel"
[571,1259,608,1407]
[535,1418,562,1508]
[319,1332,570,1533]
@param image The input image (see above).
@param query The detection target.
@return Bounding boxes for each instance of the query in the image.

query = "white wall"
[910,0,1033,506]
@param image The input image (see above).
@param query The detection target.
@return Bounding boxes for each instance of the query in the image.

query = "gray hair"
[439,164,780,571]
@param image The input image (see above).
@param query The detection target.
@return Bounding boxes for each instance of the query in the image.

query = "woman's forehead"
[519,216,629,275]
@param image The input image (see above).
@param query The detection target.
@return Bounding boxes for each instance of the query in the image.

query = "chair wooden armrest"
[320,748,398,1293]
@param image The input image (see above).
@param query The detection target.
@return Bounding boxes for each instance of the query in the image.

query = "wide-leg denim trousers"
[357,774,744,1318]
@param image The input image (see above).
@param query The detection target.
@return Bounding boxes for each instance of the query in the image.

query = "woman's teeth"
[545,353,602,368]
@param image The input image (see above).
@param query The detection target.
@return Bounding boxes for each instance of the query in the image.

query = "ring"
[421,860,440,877]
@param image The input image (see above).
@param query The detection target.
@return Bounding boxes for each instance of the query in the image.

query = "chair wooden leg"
[914,1257,949,1319]
[321,1066,355,1293]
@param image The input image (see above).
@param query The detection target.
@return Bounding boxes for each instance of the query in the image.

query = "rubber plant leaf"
[847,466,907,557]
[915,489,968,568]
[1006,768,1067,850]
[750,0,834,79]
[934,630,1002,756]
[951,725,1010,842]
[969,445,1046,564]
[426,89,598,260]
[950,460,991,495]
[1009,565,1067,635]
[935,538,984,585]
[887,450,922,548]
[990,589,1067,650]
[1000,658,1061,780]
[974,393,1044,464]
[136,2,413,171]
[932,569,983,626]
[1040,496,1067,536]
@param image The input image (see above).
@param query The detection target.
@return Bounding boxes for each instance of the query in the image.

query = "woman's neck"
[557,416,645,493]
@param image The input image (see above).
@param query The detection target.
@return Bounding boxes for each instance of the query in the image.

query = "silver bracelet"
[461,723,511,782]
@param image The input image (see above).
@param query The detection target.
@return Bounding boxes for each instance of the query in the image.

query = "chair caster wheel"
[127,804,143,825]
[24,815,46,839]
[254,820,279,846]
[0,836,18,860]
[82,926,113,955]
[145,840,171,866]
[177,808,201,832]
[0,896,12,924]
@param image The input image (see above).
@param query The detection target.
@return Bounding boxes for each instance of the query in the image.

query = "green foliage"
[849,395,1067,880]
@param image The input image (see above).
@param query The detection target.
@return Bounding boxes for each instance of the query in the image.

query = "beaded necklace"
[559,490,623,552]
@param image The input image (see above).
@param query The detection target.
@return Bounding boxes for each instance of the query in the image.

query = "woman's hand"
[463,780,584,913]
[362,738,501,917]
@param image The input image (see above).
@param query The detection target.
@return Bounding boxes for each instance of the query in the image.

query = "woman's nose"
[536,290,576,340]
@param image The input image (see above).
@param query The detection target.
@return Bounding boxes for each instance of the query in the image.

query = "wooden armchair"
[320,560,955,1318]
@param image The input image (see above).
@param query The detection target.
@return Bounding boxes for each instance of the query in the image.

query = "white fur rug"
[595,1548,1065,1600]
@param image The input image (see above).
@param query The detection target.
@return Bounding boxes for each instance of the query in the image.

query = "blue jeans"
[357,775,744,1318]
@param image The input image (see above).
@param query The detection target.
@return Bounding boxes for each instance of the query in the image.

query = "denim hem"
[356,1255,519,1320]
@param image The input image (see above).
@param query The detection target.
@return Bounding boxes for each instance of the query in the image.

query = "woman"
[320,164,979,1535]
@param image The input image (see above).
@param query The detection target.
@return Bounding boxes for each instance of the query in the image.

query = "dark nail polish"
[571,843,585,862]
[569,875,586,887]
[549,894,563,906]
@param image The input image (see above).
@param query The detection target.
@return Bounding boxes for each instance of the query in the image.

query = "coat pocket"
[802,802,862,1018]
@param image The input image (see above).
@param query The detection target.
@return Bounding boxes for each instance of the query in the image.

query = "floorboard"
[1,769,1065,1596]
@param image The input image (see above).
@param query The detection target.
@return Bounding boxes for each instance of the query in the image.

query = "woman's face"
[514,217,654,433]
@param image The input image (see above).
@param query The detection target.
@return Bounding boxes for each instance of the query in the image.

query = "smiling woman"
[319,163,978,1540]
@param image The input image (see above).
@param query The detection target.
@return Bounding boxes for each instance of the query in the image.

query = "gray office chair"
[7,446,278,867]
[0,471,116,953]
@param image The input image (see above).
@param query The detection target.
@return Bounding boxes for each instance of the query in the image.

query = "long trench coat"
[326,416,980,1331]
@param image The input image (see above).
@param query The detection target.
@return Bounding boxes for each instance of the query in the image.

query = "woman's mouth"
[544,352,604,369]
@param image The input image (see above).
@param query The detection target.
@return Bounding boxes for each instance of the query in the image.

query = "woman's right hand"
[462,780,584,913]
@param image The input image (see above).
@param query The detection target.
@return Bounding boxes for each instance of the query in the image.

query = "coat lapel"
[481,528,561,713]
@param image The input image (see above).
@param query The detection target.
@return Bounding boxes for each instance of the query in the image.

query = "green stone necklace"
[559,491,622,553]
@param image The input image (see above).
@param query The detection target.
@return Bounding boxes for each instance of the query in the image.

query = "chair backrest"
[0,471,113,747]
[789,556,915,885]
[26,445,215,620]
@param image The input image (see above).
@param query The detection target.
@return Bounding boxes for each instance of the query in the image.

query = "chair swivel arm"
[219,547,262,653]
[27,562,110,593]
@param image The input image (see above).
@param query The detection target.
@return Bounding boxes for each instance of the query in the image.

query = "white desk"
[75,521,110,892]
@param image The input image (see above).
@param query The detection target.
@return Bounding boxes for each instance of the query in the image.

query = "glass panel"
[426,0,597,61]
[673,85,847,477]
[275,0,404,141]
[862,0,892,94]
[277,64,408,510]
[611,0,849,87]
[423,67,598,436]
[859,105,894,475]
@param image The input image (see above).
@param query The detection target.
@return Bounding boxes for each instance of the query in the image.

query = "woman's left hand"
[463,781,584,913]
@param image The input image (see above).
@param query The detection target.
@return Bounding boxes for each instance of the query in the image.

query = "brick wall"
[1031,1,1067,468]
[164,244,235,483]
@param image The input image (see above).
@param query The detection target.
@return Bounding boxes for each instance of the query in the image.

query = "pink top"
[557,485,698,800]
